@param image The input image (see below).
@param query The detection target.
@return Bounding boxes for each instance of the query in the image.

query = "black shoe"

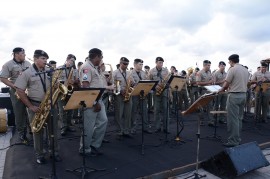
[50,155,62,162]
[262,120,268,123]
[223,142,237,147]
[143,130,153,134]
[79,152,97,157]
[219,121,227,124]
[19,135,29,144]
[123,133,133,138]
[36,157,46,164]
[154,129,161,133]
[102,138,110,143]
[61,129,67,136]
[67,127,76,132]
[90,146,103,155]
[208,122,215,127]
[163,130,170,134]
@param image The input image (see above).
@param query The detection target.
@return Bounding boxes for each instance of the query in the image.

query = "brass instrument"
[114,80,121,95]
[31,69,68,133]
[105,63,113,82]
[156,73,171,96]
[187,67,194,77]
[123,74,134,102]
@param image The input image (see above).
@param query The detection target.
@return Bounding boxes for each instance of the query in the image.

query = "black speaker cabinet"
[201,141,269,178]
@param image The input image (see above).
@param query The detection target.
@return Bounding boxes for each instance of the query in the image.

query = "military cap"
[120,57,129,63]
[13,47,24,53]
[34,49,49,59]
[219,61,226,66]
[67,54,76,60]
[134,58,143,63]
[156,57,164,62]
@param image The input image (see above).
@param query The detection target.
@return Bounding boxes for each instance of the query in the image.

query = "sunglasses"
[122,62,129,65]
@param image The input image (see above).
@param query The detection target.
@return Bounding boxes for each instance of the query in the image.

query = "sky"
[1,0,270,84]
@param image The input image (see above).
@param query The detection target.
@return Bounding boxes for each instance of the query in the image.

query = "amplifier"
[0,93,15,126]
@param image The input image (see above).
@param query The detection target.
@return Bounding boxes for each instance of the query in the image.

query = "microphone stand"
[38,66,67,179]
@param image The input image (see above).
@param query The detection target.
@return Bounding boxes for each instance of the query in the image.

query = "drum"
[0,109,8,133]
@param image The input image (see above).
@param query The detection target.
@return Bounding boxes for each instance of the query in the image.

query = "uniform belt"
[29,98,42,104]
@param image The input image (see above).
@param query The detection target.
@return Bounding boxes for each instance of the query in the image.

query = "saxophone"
[123,73,134,102]
[31,69,68,133]
[63,67,74,101]
[156,73,171,96]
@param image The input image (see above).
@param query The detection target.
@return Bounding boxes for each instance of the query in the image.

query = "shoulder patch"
[83,69,89,73]
[83,74,88,80]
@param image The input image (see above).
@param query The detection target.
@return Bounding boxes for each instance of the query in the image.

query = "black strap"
[136,71,142,80]
[33,64,46,93]
[156,67,162,80]
[120,69,127,84]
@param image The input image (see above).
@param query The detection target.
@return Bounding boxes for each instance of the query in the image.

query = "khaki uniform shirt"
[189,72,198,86]
[196,70,212,87]
[59,65,77,82]
[148,67,169,82]
[213,70,227,87]
[131,69,147,85]
[14,65,49,102]
[226,64,249,93]
[112,69,134,91]
[251,71,270,82]
[0,59,31,83]
[79,61,104,88]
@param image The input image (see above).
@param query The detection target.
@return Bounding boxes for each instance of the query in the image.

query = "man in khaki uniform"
[131,59,152,134]
[113,57,134,137]
[58,54,77,136]
[15,49,61,164]
[0,47,31,143]
[196,60,214,125]
[189,67,200,105]
[251,62,270,123]
[178,70,189,110]
[79,48,108,156]
[148,57,170,133]
[212,61,227,124]
[219,54,249,147]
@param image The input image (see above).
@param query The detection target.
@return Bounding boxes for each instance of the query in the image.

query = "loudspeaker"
[201,141,269,178]
[0,95,15,126]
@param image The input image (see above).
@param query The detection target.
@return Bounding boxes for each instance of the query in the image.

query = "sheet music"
[204,85,222,92]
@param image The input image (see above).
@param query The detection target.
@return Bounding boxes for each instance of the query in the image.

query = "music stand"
[169,76,186,142]
[182,93,216,179]
[64,88,106,179]
[131,80,158,155]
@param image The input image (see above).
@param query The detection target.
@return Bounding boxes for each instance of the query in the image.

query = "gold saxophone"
[63,67,74,101]
[156,73,171,96]
[31,69,68,133]
[123,73,134,102]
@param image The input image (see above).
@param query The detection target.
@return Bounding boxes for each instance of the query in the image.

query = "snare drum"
[0,109,8,133]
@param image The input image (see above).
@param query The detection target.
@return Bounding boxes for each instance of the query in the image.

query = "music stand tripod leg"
[66,101,106,179]
[184,108,206,179]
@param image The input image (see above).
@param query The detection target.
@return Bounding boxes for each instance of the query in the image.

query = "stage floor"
[3,111,270,179]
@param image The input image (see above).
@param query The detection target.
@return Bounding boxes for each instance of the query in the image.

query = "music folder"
[64,88,105,110]
[131,80,158,97]
[168,76,186,91]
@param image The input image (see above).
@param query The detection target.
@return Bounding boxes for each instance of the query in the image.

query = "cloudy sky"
[1,0,270,77]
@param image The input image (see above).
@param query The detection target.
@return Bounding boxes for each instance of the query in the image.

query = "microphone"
[45,63,52,68]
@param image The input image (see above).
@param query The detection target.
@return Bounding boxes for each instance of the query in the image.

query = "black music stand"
[182,93,216,179]
[64,88,106,179]
[169,76,187,142]
[131,80,158,155]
